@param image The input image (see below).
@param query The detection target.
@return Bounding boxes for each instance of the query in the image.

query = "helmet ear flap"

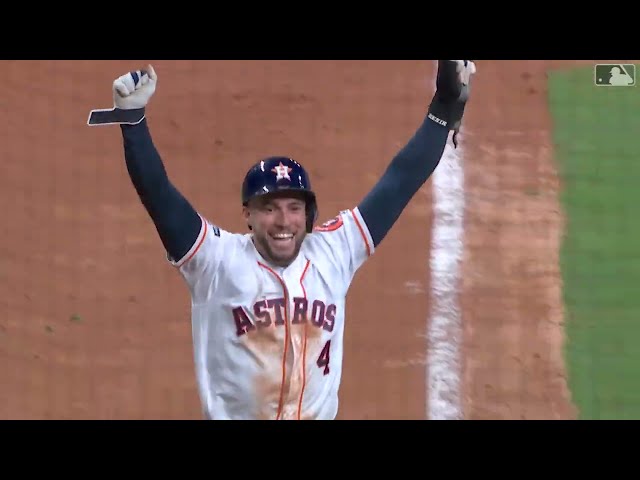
[243,200,253,231]
[306,198,318,233]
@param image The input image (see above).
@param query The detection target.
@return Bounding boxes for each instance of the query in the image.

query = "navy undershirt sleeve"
[120,118,202,262]
[358,115,449,248]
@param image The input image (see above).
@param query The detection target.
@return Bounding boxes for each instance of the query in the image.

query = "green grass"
[547,65,640,419]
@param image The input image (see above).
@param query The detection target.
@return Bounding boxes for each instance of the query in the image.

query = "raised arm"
[120,118,201,262]
[102,65,202,262]
[359,60,476,247]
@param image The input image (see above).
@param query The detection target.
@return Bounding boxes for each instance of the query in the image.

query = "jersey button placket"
[283,265,310,419]
[279,274,296,419]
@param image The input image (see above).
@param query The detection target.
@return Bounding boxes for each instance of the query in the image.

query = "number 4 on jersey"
[317,340,331,375]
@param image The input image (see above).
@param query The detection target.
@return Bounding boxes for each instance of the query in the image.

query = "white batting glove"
[112,64,157,110]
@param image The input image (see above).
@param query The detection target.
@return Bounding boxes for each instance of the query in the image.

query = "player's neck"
[250,237,299,270]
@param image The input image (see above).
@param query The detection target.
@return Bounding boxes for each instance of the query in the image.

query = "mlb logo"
[594,64,636,86]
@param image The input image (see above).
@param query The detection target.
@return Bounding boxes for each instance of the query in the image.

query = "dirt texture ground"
[460,60,591,420]
[0,60,582,419]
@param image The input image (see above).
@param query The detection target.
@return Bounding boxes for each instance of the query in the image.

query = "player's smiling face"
[244,192,307,267]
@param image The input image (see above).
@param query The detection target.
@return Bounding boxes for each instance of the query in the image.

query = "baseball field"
[0,60,636,419]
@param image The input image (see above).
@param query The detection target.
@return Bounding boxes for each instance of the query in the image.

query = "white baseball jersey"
[167,207,375,420]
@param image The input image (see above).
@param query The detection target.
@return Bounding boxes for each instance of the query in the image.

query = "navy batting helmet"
[241,156,318,233]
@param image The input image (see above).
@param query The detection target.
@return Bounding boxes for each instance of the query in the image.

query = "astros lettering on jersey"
[168,204,374,420]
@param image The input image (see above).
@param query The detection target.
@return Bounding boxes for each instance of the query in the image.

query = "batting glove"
[427,60,477,147]
[113,64,157,110]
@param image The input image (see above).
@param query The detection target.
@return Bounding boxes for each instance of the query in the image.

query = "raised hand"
[113,65,157,110]
[427,60,477,147]
[87,64,158,126]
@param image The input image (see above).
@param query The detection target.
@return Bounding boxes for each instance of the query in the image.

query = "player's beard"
[254,230,306,267]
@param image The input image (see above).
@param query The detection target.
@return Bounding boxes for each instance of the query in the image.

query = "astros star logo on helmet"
[272,162,292,181]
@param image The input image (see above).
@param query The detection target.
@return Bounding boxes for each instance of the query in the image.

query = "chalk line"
[427,131,465,420]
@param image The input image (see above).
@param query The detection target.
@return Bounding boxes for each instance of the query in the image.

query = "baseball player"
[93,60,476,420]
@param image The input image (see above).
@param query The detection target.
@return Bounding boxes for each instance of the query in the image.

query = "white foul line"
[427,136,465,420]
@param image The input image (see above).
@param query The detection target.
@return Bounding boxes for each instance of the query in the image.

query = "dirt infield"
[461,60,586,419]
[0,60,583,419]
